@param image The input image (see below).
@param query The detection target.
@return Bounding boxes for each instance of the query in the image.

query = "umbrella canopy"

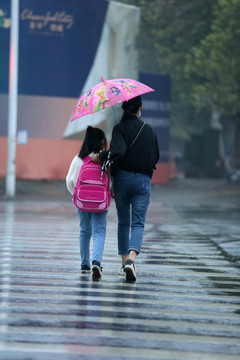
[71,76,154,122]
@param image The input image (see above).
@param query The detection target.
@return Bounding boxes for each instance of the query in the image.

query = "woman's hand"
[92,153,100,163]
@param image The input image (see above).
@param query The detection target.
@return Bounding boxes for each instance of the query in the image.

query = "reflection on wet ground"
[0,182,240,360]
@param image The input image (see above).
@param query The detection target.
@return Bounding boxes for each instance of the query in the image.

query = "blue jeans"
[77,209,107,266]
[113,171,151,255]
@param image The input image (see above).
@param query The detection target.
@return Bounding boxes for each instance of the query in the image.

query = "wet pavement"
[0,179,240,359]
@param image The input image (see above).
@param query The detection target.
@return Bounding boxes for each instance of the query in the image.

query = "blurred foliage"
[114,0,240,163]
[114,0,216,139]
[186,0,240,118]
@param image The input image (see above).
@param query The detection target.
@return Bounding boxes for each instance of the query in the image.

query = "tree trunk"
[210,110,223,130]
[232,121,240,168]
[210,109,228,170]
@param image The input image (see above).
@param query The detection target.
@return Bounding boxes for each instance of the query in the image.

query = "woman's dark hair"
[121,95,142,121]
[79,126,107,159]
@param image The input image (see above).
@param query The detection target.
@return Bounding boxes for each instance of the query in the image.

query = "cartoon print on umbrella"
[71,76,154,122]
[85,89,92,111]
[93,86,107,112]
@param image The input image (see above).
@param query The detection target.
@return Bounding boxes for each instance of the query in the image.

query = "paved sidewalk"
[0,179,240,359]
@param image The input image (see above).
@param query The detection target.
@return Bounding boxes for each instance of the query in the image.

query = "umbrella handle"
[112,106,119,122]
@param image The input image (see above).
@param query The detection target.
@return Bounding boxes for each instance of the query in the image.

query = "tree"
[185,0,240,167]
[116,0,240,167]
[115,0,217,140]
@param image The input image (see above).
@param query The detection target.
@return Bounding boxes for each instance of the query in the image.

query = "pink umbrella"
[71,76,154,122]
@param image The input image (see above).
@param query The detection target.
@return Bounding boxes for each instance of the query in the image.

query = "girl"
[66,126,107,277]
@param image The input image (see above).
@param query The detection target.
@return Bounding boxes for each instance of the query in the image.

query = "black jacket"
[101,116,160,178]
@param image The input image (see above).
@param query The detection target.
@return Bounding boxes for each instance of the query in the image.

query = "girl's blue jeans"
[77,209,107,266]
[113,170,151,255]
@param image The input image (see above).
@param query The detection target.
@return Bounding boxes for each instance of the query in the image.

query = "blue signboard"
[18,0,108,97]
[0,0,108,97]
[0,0,108,138]
[139,72,171,163]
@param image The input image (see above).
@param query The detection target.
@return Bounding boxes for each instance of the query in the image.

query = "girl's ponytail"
[79,126,106,159]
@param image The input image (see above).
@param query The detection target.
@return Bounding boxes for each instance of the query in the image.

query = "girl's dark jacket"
[100,116,160,179]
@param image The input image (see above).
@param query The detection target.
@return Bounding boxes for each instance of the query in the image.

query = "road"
[0,179,240,359]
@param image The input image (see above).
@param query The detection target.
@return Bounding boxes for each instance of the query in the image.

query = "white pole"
[6,0,19,199]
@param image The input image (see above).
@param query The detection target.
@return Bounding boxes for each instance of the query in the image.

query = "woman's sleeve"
[109,126,127,165]
[99,126,127,167]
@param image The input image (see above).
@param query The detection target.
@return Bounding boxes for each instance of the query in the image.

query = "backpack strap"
[83,155,93,163]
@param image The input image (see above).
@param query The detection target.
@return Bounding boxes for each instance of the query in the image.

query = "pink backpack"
[72,156,111,213]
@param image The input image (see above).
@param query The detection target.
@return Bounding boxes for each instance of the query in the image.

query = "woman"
[99,95,159,281]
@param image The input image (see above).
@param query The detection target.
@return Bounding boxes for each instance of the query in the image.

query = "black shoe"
[124,259,137,281]
[81,264,91,274]
[92,260,102,277]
